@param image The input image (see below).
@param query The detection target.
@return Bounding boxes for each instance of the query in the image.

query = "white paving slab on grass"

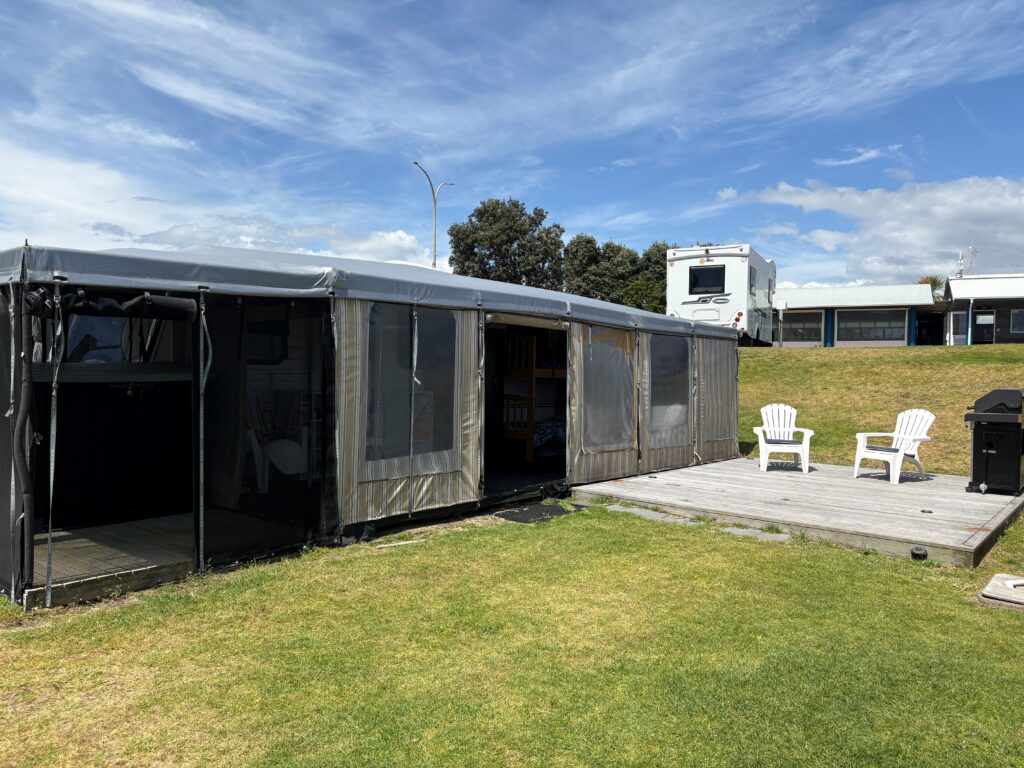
[981,573,1024,606]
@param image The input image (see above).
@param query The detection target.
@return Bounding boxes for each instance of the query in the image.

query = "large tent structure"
[0,244,738,607]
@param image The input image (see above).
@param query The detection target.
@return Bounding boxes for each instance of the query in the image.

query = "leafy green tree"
[627,240,672,314]
[563,234,602,295]
[448,198,564,290]
[917,274,945,297]
[563,237,673,313]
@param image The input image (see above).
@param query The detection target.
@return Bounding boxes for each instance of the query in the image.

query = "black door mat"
[495,502,575,524]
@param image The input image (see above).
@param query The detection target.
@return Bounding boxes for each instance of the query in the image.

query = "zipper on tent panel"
[407,306,418,517]
[477,309,485,497]
[692,335,701,465]
[329,297,340,536]
[633,330,639,464]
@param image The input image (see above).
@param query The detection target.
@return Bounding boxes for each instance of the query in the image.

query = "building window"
[1011,309,1024,334]
[780,311,822,343]
[836,309,906,342]
[689,265,725,295]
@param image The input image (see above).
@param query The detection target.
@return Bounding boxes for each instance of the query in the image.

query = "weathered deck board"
[30,514,194,606]
[574,459,1023,566]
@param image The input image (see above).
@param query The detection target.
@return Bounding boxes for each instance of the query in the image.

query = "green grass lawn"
[739,345,1024,475]
[2,343,1023,766]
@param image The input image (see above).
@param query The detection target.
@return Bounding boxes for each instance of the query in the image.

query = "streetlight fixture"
[413,161,453,269]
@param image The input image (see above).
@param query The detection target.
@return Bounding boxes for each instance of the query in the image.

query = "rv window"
[749,267,757,296]
[689,265,725,295]
[648,334,690,449]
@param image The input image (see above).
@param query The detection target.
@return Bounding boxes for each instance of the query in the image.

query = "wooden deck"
[573,459,1024,566]
[25,514,194,608]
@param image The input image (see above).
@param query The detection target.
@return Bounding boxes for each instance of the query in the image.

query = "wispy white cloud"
[814,145,902,167]
[758,176,1024,278]
[738,0,1024,125]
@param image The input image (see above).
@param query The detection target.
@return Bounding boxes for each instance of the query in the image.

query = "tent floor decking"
[25,513,193,608]
[573,459,1024,566]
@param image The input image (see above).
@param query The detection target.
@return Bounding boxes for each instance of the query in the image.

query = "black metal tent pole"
[196,290,213,572]
[44,282,65,608]
[6,282,16,603]
[14,285,34,603]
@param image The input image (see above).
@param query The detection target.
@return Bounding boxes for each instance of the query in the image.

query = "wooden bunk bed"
[501,332,566,462]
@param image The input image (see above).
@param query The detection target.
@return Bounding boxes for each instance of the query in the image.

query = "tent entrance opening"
[484,322,567,497]
[31,309,194,590]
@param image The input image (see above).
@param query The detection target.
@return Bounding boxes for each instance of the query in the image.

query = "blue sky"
[1,0,1022,285]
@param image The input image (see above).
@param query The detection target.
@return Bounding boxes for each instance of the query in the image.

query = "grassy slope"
[739,345,1024,475]
[2,344,1023,766]
[1,512,1023,767]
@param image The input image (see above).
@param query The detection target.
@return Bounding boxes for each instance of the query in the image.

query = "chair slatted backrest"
[760,403,798,441]
[891,409,935,455]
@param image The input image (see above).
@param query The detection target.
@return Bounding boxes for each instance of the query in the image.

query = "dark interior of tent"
[484,322,568,498]
[26,290,335,587]
[201,296,331,566]
[30,292,196,585]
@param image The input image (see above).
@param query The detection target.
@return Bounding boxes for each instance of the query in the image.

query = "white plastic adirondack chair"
[753,403,814,473]
[853,409,935,485]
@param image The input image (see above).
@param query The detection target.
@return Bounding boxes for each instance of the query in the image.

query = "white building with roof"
[773,283,936,348]
[944,274,1024,345]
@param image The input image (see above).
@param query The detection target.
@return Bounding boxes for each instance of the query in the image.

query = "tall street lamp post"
[413,161,453,269]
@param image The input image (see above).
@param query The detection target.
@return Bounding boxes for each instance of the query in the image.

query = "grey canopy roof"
[0,244,735,338]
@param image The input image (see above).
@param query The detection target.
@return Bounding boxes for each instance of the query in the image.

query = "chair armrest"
[856,432,895,439]
[792,428,815,437]
[916,437,933,443]
[753,427,765,437]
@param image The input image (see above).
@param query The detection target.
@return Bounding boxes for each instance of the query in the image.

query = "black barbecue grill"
[964,388,1024,494]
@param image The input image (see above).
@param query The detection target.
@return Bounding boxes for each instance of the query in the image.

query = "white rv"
[665,244,776,344]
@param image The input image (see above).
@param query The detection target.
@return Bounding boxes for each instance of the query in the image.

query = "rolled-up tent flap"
[485,312,568,330]
[23,288,198,322]
[66,293,197,321]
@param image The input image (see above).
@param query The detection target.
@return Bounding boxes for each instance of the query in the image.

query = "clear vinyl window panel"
[648,333,690,449]
[365,302,413,462]
[66,315,188,364]
[413,307,457,456]
[780,312,823,343]
[582,325,635,452]
[836,309,906,342]
[363,302,459,474]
